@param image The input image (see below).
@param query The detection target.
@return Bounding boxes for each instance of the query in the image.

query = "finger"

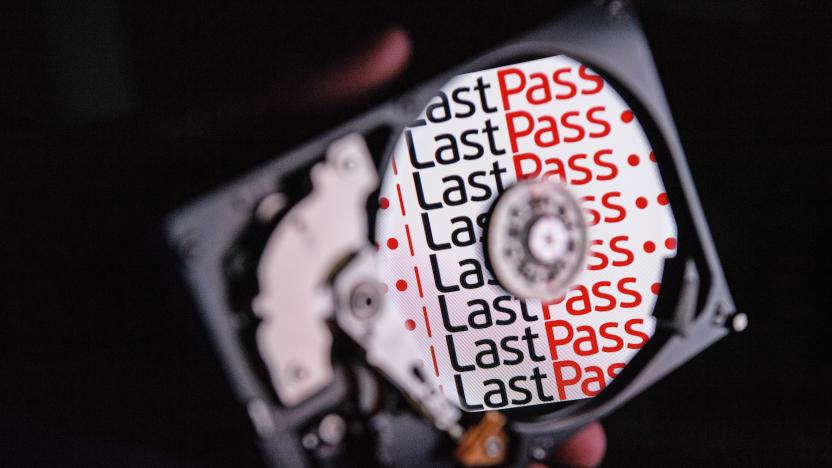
[103,26,411,163]
[295,26,412,110]
[549,422,607,467]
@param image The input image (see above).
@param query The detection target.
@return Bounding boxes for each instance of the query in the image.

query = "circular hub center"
[486,179,587,300]
[527,215,569,265]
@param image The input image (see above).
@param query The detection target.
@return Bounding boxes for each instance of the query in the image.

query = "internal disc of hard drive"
[376,55,677,411]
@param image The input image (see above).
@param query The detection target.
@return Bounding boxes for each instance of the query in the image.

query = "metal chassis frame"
[165,3,737,466]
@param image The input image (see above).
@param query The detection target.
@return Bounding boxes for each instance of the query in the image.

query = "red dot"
[651,282,661,295]
[657,193,669,205]
[379,197,390,209]
[627,154,640,166]
[649,151,656,162]
[665,237,677,249]
[387,237,399,249]
[405,319,416,331]
[636,197,648,209]
[396,279,408,291]
[643,241,656,253]
[621,110,634,123]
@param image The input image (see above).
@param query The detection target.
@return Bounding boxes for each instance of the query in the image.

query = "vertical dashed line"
[414,266,424,298]
[395,120,438,384]
[396,184,406,216]
[429,345,440,377]
[404,224,415,257]
[422,306,432,338]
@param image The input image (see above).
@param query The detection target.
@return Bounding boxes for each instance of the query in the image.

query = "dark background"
[1,1,829,466]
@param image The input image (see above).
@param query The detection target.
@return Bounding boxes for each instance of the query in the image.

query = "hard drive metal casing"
[165,3,737,466]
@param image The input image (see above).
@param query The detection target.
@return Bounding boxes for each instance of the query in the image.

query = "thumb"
[282,27,412,111]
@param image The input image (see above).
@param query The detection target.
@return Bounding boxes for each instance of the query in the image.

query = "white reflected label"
[376,56,677,411]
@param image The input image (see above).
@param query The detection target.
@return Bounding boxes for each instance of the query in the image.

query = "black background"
[1,1,829,466]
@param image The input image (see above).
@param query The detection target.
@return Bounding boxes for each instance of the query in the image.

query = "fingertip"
[302,26,412,108]
[377,26,413,75]
[551,422,607,467]
[342,25,412,93]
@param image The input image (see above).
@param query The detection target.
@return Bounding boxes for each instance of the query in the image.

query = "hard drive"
[165,3,742,466]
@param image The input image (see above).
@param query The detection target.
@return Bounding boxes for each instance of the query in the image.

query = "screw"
[288,363,308,381]
[484,436,504,458]
[318,414,347,446]
[301,433,319,450]
[531,446,548,461]
[350,282,382,320]
[341,157,357,171]
[732,313,748,332]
